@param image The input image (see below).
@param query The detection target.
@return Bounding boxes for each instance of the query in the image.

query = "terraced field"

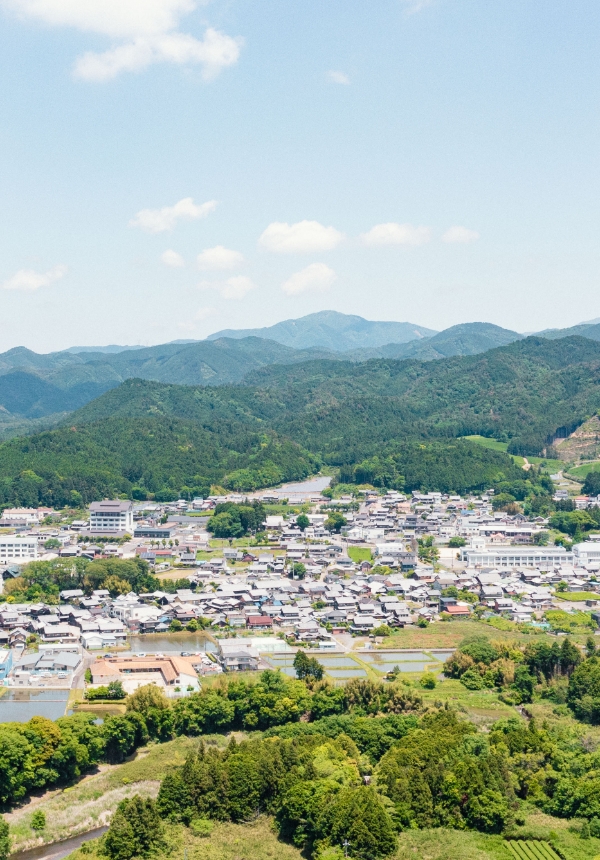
[506,840,562,860]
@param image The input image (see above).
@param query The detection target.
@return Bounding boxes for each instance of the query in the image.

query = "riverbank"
[5,736,206,854]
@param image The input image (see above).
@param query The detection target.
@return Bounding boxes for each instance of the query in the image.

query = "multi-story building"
[89,500,134,534]
[0,536,38,562]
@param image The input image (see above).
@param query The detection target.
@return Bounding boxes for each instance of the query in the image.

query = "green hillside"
[0,416,319,506]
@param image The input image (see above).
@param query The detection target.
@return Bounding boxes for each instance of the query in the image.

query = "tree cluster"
[1,557,158,605]
[206,501,266,539]
[444,636,583,706]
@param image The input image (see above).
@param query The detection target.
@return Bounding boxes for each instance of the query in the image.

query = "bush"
[85,681,126,701]
[0,817,9,860]
[31,810,46,831]
[460,668,485,690]
[189,818,213,837]
[420,673,437,689]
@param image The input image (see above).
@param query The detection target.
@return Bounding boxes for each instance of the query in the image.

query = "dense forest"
[0,335,598,505]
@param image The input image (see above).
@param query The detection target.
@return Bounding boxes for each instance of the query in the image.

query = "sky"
[1,0,600,352]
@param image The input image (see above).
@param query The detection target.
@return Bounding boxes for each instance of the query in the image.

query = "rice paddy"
[261,648,451,680]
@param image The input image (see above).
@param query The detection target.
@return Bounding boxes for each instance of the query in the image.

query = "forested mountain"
[70,335,600,462]
[0,337,333,434]
[1,315,598,438]
[342,322,522,361]
[206,310,436,350]
[5,333,598,504]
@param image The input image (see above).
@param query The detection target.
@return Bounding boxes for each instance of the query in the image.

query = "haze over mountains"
[1,310,600,437]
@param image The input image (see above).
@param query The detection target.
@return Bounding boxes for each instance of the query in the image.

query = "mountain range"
[1,310,600,436]
[3,333,599,507]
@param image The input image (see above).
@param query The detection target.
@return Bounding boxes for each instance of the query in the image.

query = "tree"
[0,817,9,860]
[169,619,183,632]
[291,562,306,580]
[567,657,600,723]
[296,514,310,532]
[186,618,199,632]
[104,797,164,860]
[43,538,61,550]
[373,625,391,637]
[325,512,347,533]
[512,666,535,703]
[293,650,324,681]
[126,684,170,714]
[420,673,437,689]
[325,786,397,860]
[583,470,600,496]
[448,536,466,548]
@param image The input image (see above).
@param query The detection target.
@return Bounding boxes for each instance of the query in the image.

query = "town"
[1,480,599,703]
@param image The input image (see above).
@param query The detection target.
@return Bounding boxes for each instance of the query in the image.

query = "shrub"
[31,810,46,831]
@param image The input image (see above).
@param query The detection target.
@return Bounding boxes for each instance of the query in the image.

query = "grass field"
[372,620,552,651]
[555,591,600,601]
[462,436,565,472]
[347,546,373,563]
[567,462,600,479]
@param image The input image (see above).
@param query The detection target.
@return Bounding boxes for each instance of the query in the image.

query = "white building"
[89,500,134,533]
[0,508,46,526]
[573,542,600,566]
[460,546,573,568]
[0,536,38,562]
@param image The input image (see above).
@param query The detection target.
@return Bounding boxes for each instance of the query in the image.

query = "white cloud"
[361,222,431,247]
[130,197,217,233]
[327,70,350,85]
[161,249,185,267]
[401,0,433,14]
[442,225,480,244]
[197,245,244,270]
[259,220,344,254]
[1,264,67,291]
[199,275,255,300]
[2,1,242,80]
[282,263,336,296]
[75,29,242,82]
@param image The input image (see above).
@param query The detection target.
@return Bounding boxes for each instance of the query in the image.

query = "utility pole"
[343,840,350,858]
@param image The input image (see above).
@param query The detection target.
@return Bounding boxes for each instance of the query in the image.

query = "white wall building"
[89,500,134,533]
[573,542,600,565]
[0,536,38,562]
[0,508,45,526]
[460,546,573,568]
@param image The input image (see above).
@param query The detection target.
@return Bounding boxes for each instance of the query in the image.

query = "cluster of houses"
[1,489,600,691]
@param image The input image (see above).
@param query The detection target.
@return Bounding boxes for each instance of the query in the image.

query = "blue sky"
[1,0,600,351]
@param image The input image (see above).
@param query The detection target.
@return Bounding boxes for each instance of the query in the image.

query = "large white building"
[572,542,600,566]
[0,508,48,526]
[460,546,573,568]
[89,500,134,533]
[0,536,38,562]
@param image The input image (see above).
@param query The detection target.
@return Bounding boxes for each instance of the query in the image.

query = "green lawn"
[462,436,566,472]
[347,546,373,563]
[526,456,566,471]
[567,462,600,479]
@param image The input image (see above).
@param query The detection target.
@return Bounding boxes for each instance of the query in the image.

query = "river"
[10,828,107,860]
[265,476,332,499]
